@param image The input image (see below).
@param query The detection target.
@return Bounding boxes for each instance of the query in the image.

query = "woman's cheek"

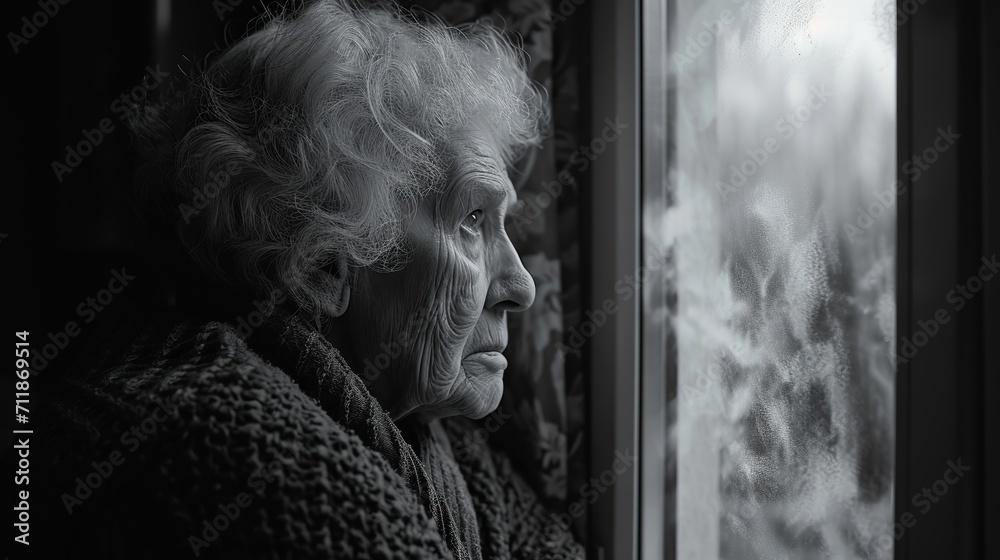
[433,270,479,359]
[418,256,480,386]
[448,251,486,332]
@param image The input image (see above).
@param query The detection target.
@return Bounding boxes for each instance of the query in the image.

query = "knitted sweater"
[33,305,585,559]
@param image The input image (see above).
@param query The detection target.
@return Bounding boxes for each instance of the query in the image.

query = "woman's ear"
[319,254,351,318]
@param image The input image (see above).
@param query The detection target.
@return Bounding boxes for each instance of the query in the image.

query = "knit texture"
[33,305,585,560]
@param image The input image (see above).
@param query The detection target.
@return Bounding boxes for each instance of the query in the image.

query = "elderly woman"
[35,2,584,559]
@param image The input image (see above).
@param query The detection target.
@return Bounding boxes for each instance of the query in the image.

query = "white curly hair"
[130,0,547,320]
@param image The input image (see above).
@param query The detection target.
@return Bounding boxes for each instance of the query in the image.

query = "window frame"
[587,0,641,559]
[895,0,996,558]
[590,0,998,558]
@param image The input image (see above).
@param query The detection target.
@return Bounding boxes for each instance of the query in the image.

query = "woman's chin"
[456,362,506,420]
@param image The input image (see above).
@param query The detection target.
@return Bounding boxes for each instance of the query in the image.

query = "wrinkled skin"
[330,133,535,422]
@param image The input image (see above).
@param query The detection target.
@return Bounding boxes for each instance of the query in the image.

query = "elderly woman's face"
[342,133,535,422]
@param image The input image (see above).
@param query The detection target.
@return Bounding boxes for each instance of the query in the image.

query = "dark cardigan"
[33,305,584,559]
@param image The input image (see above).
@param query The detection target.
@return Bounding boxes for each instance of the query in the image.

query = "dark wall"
[5,0,271,376]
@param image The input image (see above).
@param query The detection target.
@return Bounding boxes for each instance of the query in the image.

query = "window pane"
[657,0,896,558]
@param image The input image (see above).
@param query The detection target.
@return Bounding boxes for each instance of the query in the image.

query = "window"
[581,0,994,557]
[642,0,896,558]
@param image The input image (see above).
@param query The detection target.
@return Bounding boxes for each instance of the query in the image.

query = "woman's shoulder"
[42,309,311,438]
[35,311,452,559]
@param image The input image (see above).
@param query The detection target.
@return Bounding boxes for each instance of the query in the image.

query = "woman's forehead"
[446,135,515,196]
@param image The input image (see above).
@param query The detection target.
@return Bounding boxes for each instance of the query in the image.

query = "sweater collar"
[245,306,472,560]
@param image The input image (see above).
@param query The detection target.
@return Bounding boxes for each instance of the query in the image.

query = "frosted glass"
[661,0,897,558]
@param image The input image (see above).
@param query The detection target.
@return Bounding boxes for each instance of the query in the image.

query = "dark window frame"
[895,0,997,558]
[593,0,1000,558]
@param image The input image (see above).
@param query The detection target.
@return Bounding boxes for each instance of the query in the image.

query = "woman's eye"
[462,209,485,232]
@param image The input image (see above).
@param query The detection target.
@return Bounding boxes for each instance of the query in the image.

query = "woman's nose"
[485,235,535,312]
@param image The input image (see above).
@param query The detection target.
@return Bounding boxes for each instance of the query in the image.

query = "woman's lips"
[463,351,508,376]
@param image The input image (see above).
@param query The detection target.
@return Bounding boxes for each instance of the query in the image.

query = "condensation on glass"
[643,0,897,558]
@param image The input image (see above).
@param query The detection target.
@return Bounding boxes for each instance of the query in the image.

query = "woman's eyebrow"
[451,167,501,192]
[463,180,508,208]
[446,150,512,208]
